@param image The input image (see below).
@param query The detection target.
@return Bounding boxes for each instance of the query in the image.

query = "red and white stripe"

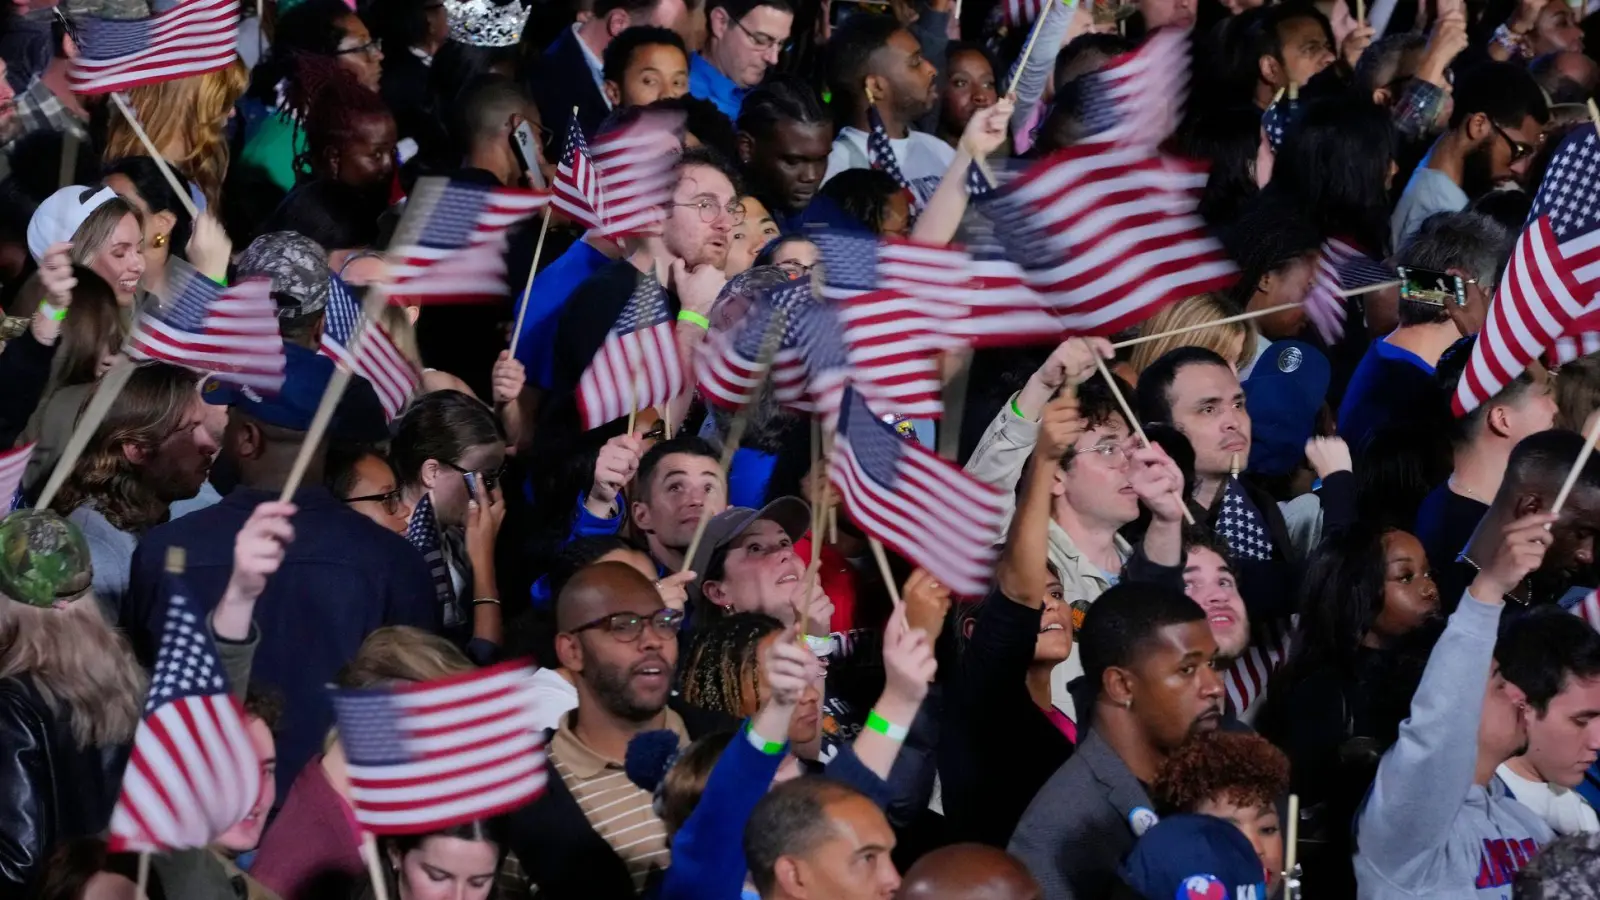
[69,0,240,95]
[836,289,946,418]
[0,442,33,508]
[590,109,685,239]
[386,179,550,303]
[577,321,683,430]
[322,322,419,421]
[127,277,286,393]
[1223,618,1293,722]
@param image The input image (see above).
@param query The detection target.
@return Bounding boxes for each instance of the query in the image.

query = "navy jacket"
[120,486,438,801]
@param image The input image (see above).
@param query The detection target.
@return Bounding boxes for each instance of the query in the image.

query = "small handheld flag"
[576,272,683,430]
[320,276,419,421]
[386,178,550,304]
[69,0,241,95]
[127,260,285,393]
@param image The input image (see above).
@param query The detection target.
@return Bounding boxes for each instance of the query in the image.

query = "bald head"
[555,560,664,632]
[900,844,1042,900]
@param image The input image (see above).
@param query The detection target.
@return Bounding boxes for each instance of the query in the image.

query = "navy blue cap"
[202,343,387,443]
[1118,814,1268,900]
[1242,340,1330,478]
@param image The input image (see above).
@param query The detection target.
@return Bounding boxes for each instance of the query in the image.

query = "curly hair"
[1151,730,1289,815]
[103,58,249,208]
[292,54,393,182]
[681,612,782,716]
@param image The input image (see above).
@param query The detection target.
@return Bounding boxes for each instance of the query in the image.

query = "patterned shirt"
[2,77,88,149]
[1391,78,1448,143]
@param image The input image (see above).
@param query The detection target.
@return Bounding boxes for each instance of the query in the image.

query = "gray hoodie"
[1353,592,1554,898]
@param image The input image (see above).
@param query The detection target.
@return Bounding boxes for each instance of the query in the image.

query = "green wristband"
[678,309,710,330]
[1009,395,1026,421]
[39,301,67,322]
[865,709,908,741]
[745,720,785,755]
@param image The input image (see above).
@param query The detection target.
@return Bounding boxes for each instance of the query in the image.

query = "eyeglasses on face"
[342,488,404,516]
[336,38,382,58]
[668,198,747,225]
[442,458,505,492]
[733,17,792,53]
[569,609,685,642]
[1067,439,1140,467]
[1490,120,1538,163]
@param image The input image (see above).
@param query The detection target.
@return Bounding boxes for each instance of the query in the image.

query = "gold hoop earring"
[864,83,877,105]
[152,233,168,248]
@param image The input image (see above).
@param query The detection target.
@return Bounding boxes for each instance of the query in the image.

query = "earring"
[864,83,877,105]
[1122,699,1133,710]
[152,233,168,248]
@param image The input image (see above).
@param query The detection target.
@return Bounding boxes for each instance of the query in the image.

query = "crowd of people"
[8,0,1600,896]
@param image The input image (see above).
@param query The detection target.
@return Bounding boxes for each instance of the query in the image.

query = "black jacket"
[0,677,127,894]
[527,27,610,141]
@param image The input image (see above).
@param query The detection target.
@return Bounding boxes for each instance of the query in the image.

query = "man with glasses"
[690,0,793,120]
[1392,60,1549,246]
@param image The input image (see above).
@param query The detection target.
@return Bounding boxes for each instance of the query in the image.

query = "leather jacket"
[0,676,127,895]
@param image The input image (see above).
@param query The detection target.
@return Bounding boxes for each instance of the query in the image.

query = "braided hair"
[291,54,394,182]
[681,612,782,717]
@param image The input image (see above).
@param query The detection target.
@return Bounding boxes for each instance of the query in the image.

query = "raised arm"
[211,500,296,698]
[910,99,1014,244]
[998,390,1082,605]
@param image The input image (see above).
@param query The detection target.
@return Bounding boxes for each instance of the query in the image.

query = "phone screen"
[511,120,545,189]
[1397,266,1464,309]
[462,471,479,500]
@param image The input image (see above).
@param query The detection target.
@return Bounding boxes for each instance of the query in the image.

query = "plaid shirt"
[2,78,88,148]
[1391,77,1449,143]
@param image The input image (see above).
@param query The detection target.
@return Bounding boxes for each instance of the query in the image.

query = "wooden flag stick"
[1553,404,1600,514]
[625,372,640,436]
[1587,98,1600,137]
[1283,793,1302,899]
[678,310,790,573]
[135,851,150,900]
[507,206,553,358]
[869,537,903,606]
[1110,280,1404,351]
[939,350,971,462]
[35,358,138,511]
[110,93,198,219]
[1006,0,1059,97]
[363,833,393,900]
[1356,0,1366,24]
[279,287,389,501]
[800,419,826,646]
[1093,353,1195,525]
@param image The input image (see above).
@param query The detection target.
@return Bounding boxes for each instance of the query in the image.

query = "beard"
[587,657,668,723]
[1461,141,1499,199]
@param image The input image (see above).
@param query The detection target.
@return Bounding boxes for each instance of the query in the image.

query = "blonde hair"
[69,196,143,267]
[336,626,474,688]
[103,59,250,207]
[0,596,146,748]
[379,304,423,369]
[1128,294,1250,375]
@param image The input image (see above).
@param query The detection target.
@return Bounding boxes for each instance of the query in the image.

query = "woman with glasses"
[391,390,509,663]
[327,445,412,536]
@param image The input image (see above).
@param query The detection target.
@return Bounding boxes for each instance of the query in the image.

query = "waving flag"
[1002,0,1048,27]
[330,660,548,834]
[386,177,549,304]
[1304,238,1395,344]
[320,275,418,421]
[109,573,260,852]
[577,272,683,430]
[697,279,820,411]
[128,261,284,393]
[589,108,685,239]
[829,387,1007,595]
[553,111,602,230]
[1555,329,1600,364]
[1072,27,1191,149]
[406,494,461,631]
[1222,618,1292,721]
[1453,127,1600,416]
[0,443,33,513]
[866,106,913,199]
[69,0,240,95]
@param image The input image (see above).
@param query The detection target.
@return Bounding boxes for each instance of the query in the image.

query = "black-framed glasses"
[1491,120,1537,163]
[733,17,792,53]
[336,38,382,58]
[442,458,505,492]
[668,199,746,225]
[343,488,404,516]
[570,609,685,642]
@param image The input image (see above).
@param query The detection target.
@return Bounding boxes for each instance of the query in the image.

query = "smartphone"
[1397,266,1465,309]
[462,471,480,501]
[511,120,545,189]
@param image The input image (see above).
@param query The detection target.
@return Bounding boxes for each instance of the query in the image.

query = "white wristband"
[804,634,834,657]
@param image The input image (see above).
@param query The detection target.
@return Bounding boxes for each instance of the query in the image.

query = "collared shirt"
[3,77,88,150]
[688,53,747,121]
[550,708,689,892]
[572,22,610,110]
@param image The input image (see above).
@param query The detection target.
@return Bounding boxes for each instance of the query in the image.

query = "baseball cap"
[688,497,813,589]
[202,344,382,442]
[1242,340,1330,478]
[236,231,331,319]
[1118,814,1270,900]
[26,185,120,263]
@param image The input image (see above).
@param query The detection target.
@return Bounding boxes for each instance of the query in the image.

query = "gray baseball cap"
[688,497,813,593]
[236,231,331,319]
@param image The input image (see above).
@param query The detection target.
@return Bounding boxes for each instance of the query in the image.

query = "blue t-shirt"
[1337,335,1441,456]
[512,240,611,389]
[688,53,748,121]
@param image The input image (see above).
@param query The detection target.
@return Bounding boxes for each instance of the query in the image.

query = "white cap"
[27,185,120,264]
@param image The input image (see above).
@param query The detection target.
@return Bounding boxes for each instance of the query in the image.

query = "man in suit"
[529,0,691,139]
[1008,582,1227,900]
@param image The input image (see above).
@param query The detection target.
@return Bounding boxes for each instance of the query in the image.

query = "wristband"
[472,597,501,606]
[677,309,710,330]
[1009,394,1026,421]
[804,634,834,657]
[745,720,786,755]
[865,709,909,741]
[38,301,67,322]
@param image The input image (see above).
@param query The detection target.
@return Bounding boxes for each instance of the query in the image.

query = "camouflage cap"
[237,231,331,319]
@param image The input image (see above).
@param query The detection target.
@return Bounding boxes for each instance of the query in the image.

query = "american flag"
[69,0,240,95]
[828,386,1007,596]
[1222,618,1292,721]
[127,262,285,393]
[553,110,601,230]
[866,106,914,202]
[407,494,460,631]
[576,272,683,430]
[329,660,548,834]
[1072,27,1190,150]
[1214,477,1275,561]
[1453,127,1600,416]
[108,576,260,852]
[0,443,33,513]
[1304,238,1394,344]
[1261,93,1298,151]
[320,275,418,422]
[1576,588,1600,632]
[1555,328,1600,364]
[386,177,550,304]
[588,109,685,239]
[696,278,821,411]
[1002,0,1046,27]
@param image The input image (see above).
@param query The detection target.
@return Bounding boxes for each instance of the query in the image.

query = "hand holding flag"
[127,259,286,393]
